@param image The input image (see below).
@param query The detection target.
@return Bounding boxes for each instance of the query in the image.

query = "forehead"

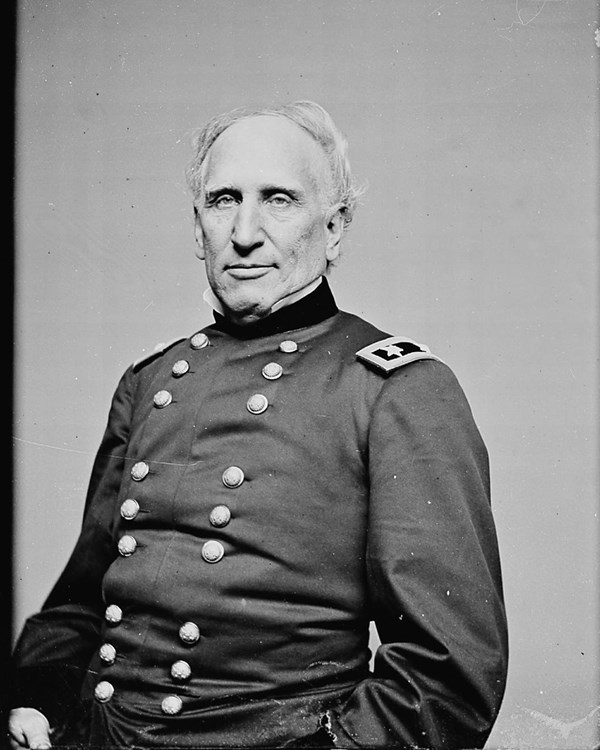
[202,115,329,191]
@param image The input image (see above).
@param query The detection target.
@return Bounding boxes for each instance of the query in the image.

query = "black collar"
[212,277,339,340]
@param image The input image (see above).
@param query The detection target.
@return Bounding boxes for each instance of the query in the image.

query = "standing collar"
[210,276,339,340]
[203,276,323,317]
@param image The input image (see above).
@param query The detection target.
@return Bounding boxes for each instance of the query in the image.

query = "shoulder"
[344,317,471,414]
[130,335,188,373]
[363,343,480,445]
[327,314,469,421]
[334,311,443,376]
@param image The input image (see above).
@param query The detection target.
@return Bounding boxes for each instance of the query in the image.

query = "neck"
[204,278,323,325]
[211,277,338,340]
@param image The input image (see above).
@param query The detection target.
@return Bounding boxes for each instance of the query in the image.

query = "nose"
[231,199,264,254]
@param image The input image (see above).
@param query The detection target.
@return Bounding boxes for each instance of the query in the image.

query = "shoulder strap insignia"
[356,335,440,374]
[132,336,185,372]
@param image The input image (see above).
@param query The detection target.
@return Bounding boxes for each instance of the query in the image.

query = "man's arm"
[10,367,135,734]
[330,360,508,748]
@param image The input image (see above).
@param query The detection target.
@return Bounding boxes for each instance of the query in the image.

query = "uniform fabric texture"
[12,279,508,748]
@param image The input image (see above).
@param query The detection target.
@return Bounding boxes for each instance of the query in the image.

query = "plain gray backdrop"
[14,1,599,747]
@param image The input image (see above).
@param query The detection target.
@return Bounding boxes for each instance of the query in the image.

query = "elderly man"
[10,101,508,749]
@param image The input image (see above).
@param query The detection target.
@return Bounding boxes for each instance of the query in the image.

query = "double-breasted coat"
[12,280,508,748]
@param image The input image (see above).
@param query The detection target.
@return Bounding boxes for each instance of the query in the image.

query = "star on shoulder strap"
[356,335,441,374]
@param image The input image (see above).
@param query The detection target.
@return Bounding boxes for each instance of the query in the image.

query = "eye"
[213,194,239,209]
[267,194,292,208]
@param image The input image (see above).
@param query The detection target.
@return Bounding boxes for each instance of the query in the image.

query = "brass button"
[161,695,183,715]
[222,466,244,488]
[117,535,137,557]
[246,393,268,415]
[99,643,116,665]
[279,340,298,353]
[153,390,173,408]
[202,540,225,564]
[120,498,140,521]
[190,332,209,350]
[171,660,192,681]
[94,681,114,703]
[131,461,149,481]
[179,621,200,645]
[209,505,231,528]
[105,604,123,625]
[262,362,283,380]
[172,359,190,377]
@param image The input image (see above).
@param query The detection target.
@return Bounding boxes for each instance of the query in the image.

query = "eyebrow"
[204,183,306,201]
[203,186,239,202]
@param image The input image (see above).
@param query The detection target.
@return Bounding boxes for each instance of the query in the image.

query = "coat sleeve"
[328,359,508,749]
[10,367,135,729]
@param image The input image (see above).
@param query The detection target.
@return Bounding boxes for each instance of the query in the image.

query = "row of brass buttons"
[95,334,300,713]
[95,335,210,713]
[95,334,217,712]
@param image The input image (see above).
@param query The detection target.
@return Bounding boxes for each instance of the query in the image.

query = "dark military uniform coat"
[12,280,508,748]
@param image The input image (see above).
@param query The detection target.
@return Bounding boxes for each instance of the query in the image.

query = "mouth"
[225,264,274,280]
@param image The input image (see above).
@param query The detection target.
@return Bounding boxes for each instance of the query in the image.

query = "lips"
[225,264,274,280]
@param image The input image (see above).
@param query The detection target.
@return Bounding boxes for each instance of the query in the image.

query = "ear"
[325,206,344,263]
[193,206,205,260]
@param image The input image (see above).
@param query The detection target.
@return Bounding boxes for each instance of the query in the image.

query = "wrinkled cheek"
[289,234,326,274]
[201,249,227,290]
[201,218,231,250]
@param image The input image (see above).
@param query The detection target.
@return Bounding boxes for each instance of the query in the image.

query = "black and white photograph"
[10,2,599,748]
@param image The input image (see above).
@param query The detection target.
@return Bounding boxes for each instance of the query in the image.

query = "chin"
[223,295,274,323]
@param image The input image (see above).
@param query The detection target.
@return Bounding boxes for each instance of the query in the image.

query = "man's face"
[195,115,342,324]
